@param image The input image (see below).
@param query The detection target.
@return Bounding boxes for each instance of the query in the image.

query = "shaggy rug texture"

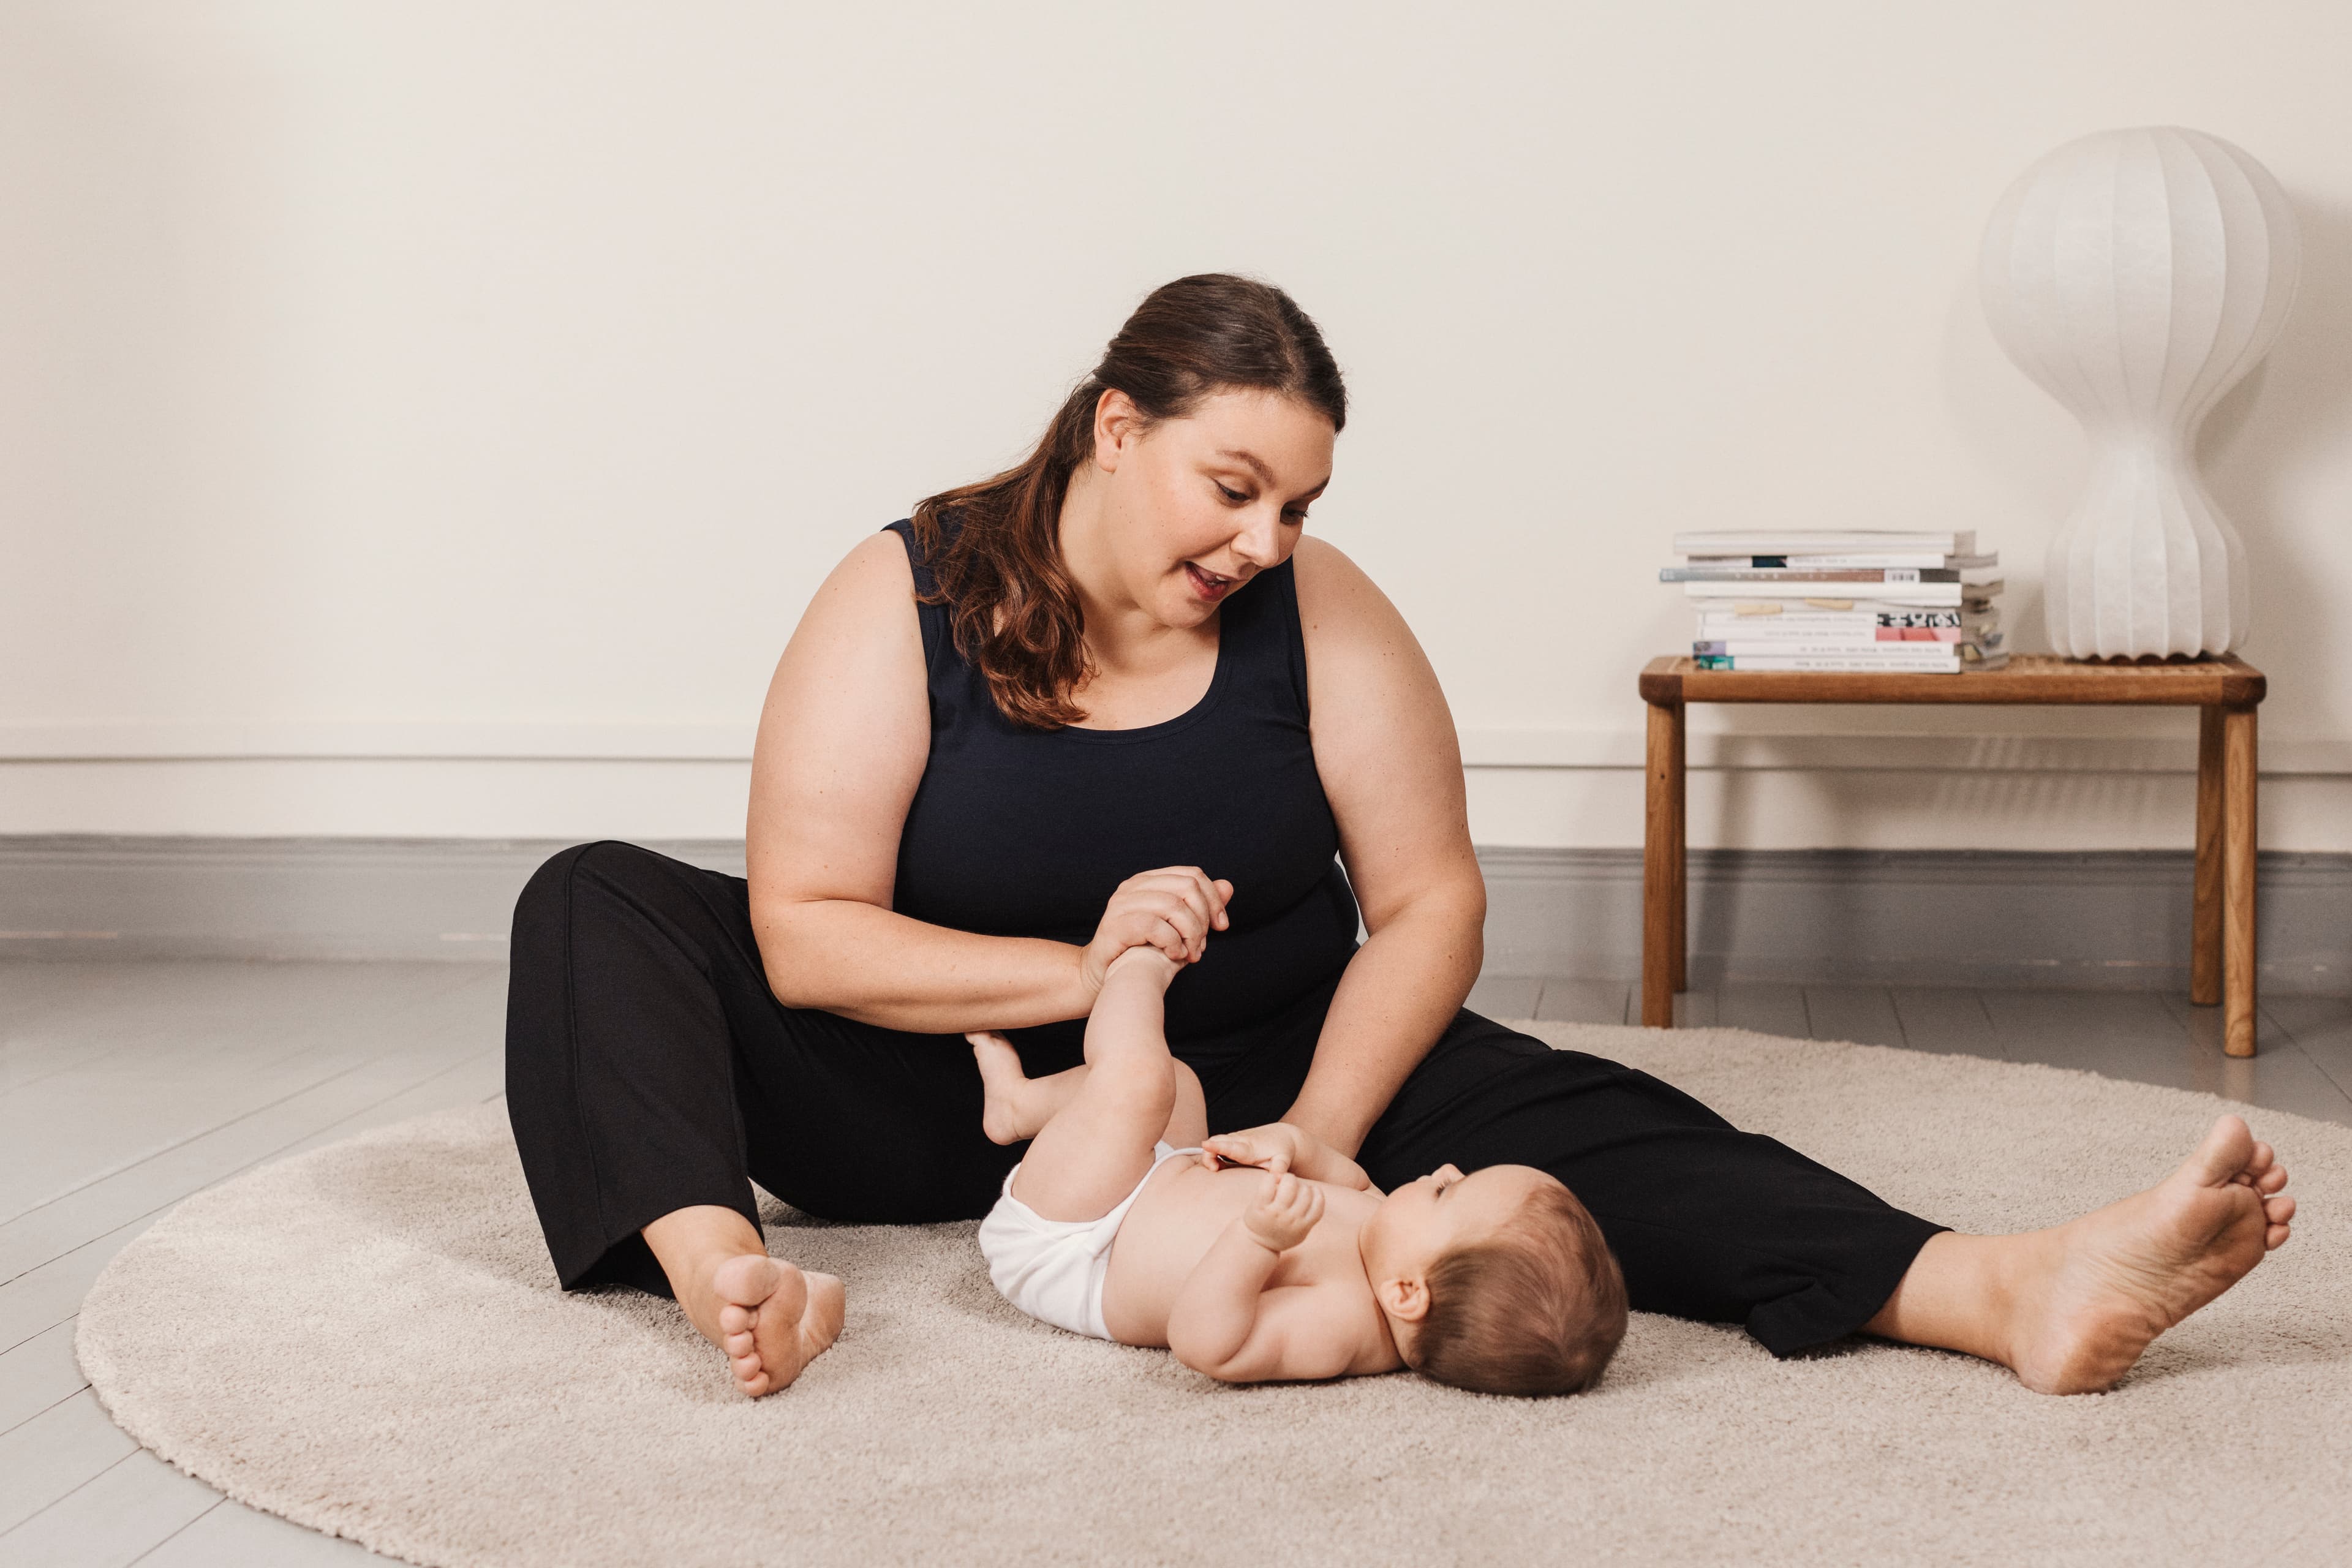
[77,1023,2352,1567]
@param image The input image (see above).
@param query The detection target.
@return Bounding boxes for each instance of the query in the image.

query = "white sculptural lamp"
[1979,127,2300,659]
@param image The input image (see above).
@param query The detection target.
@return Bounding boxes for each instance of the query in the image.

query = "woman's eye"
[1216,483,1248,503]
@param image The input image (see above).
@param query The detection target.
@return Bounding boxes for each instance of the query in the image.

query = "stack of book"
[1663,529,2007,673]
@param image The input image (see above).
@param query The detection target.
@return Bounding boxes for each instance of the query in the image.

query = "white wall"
[5,0,2350,849]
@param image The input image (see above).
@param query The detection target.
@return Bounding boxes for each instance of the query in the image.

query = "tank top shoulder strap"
[1209,556,1311,728]
[883,519,951,671]
[1261,557,1313,724]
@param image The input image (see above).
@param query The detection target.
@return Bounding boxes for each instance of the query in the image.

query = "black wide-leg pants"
[505,841,1944,1357]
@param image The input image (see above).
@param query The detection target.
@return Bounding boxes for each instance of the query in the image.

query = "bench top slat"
[1638,653,2264,706]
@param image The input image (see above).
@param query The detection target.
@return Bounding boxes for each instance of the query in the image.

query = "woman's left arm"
[1280,537,1487,1158]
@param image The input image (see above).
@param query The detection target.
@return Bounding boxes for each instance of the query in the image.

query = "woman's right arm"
[744,534,1224,1033]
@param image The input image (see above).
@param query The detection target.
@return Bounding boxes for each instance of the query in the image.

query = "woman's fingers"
[1087,868,1237,980]
[1114,884,1205,948]
[1205,1134,1285,1174]
[1133,876,1212,950]
[1153,916,1190,960]
[1123,867,1232,940]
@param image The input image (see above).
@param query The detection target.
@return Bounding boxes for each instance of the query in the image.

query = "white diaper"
[978,1141,1201,1340]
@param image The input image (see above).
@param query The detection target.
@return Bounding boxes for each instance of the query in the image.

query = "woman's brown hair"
[910,274,1347,729]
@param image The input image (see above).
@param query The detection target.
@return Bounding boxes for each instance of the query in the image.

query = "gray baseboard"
[2,835,2346,995]
[1480,846,2351,995]
[0,837,745,964]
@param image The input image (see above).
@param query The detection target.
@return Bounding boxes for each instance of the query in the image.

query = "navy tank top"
[886,521,1360,1065]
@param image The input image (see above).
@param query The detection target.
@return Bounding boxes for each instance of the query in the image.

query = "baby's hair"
[1409,1179,1628,1397]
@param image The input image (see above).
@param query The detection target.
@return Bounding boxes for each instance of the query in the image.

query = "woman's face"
[1091,386,1335,628]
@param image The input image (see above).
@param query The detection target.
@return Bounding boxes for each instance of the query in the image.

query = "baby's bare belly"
[1098,1162,1378,1346]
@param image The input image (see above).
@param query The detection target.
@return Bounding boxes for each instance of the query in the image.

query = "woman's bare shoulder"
[771,529,925,668]
[1287,533,1412,646]
[748,529,930,905]
[818,529,920,611]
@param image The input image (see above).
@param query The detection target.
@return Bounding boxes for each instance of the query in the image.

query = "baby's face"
[1360,1163,1559,1280]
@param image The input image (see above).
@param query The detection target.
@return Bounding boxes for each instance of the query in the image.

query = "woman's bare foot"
[971,1031,1049,1145]
[707,1254,845,1398]
[641,1205,844,1397]
[2003,1114,2294,1393]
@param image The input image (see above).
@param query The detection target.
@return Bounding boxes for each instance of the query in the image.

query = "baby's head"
[1360,1164,1627,1396]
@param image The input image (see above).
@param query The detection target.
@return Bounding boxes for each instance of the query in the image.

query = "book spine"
[1692,631,1981,652]
[1661,568,1949,583]
[1682,553,1991,569]
[1684,583,1978,605]
[1697,609,1974,627]
[1695,641,1963,657]
[1672,533,1968,555]
[1697,616,1991,630]
[1691,654,1968,671]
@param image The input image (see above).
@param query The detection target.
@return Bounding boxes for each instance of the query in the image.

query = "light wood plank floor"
[5,960,2348,1565]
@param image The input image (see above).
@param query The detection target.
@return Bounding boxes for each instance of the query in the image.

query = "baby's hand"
[1243,1171,1325,1252]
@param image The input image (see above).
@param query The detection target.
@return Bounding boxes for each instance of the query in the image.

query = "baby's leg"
[1165,1059,1208,1149]
[974,1049,1207,1152]
[1003,948,1182,1222]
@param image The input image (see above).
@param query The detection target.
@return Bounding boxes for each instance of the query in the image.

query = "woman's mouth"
[1184,562,1238,600]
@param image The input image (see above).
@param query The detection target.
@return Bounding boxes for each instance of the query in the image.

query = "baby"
[971,946,1628,1395]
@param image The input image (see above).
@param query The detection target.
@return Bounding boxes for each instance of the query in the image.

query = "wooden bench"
[1637,654,2267,1054]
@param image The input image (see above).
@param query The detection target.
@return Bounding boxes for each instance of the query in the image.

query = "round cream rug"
[77,1023,2352,1567]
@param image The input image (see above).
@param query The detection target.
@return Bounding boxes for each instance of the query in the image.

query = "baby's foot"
[970,1031,1044,1145]
[2005,1114,2294,1394]
[1104,944,1182,990]
[708,1254,845,1398]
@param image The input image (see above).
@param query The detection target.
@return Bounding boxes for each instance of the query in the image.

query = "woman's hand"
[1078,867,1233,998]
[1200,1123,1304,1176]
[1203,1122,1374,1191]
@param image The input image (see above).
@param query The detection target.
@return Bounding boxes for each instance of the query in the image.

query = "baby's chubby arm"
[1165,1173,1360,1384]
[1200,1122,1374,1193]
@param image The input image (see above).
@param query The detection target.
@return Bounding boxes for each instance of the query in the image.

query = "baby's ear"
[1378,1275,1430,1324]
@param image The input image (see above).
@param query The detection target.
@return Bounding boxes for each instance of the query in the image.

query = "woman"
[506,275,2293,1399]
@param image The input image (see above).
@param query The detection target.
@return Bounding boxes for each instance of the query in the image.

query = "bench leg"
[1643,699,1683,1027]
[1669,698,1687,995]
[2192,705,2223,1007]
[2223,704,2258,1058]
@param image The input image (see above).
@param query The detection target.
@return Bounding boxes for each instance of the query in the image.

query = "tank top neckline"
[1056,619,1234,745]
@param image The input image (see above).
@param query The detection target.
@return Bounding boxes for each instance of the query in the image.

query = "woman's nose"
[1230,508,1282,568]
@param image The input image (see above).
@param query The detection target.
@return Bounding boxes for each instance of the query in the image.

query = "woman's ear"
[1091,388,1142,472]
[1378,1275,1430,1324]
